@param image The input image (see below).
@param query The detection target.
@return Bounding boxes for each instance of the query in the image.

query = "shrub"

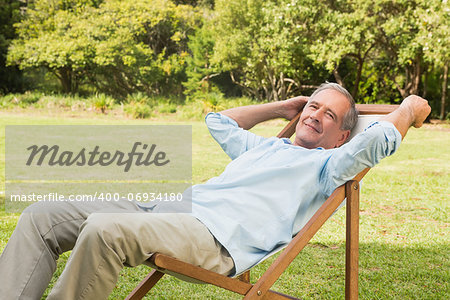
[125,92,151,105]
[124,102,151,119]
[0,92,43,108]
[89,93,115,114]
[156,103,177,114]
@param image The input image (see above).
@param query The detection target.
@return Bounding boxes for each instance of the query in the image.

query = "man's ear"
[335,130,351,147]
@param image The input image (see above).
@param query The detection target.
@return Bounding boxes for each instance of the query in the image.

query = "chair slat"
[356,104,399,115]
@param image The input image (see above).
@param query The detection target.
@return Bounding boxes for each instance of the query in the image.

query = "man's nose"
[309,109,322,122]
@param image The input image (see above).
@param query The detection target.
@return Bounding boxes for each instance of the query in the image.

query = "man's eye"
[327,112,334,119]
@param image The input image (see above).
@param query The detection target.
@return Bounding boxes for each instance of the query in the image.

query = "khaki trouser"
[0,200,234,299]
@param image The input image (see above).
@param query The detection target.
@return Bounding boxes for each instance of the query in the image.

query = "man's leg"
[0,199,139,300]
[47,212,234,299]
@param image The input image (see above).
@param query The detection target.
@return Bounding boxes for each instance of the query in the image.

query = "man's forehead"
[310,89,348,102]
[307,90,350,121]
[306,99,338,118]
[310,90,350,108]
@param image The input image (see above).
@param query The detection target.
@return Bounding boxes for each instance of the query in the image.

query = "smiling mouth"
[305,123,320,133]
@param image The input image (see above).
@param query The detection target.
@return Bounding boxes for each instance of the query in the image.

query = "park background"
[0,0,449,299]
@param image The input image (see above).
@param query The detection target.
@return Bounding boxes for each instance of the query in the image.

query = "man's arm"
[220,96,308,130]
[320,95,430,195]
[381,95,431,139]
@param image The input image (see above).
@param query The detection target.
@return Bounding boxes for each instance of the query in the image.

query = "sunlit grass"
[0,111,448,299]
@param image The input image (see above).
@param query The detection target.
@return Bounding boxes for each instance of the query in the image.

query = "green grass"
[0,111,448,299]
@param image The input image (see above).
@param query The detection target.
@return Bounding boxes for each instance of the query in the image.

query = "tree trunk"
[396,66,412,98]
[267,68,278,102]
[58,67,72,94]
[333,68,345,87]
[351,44,375,100]
[352,56,363,100]
[411,56,421,95]
[230,72,261,100]
[279,72,286,100]
[422,69,428,98]
[441,62,448,120]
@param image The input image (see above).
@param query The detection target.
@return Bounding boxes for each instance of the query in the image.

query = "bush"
[38,94,74,109]
[176,94,257,120]
[88,93,115,114]
[0,91,42,108]
[124,102,152,119]
[156,103,177,114]
[125,92,151,105]
[0,91,260,121]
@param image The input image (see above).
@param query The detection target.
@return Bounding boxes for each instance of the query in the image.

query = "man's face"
[293,89,351,149]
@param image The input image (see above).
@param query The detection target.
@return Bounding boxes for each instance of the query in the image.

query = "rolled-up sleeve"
[205,112,267,160]
[320,121,402,196]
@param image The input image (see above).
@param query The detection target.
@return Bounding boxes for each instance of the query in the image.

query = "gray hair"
[309,82,358,131]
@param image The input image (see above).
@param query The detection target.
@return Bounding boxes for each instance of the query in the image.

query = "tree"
[308,0,380,100]
[212,0,325,101]
[7,0,103,93]
[374,0,425,98]
[7,0,201,96]
[83,0,200,96]
[308,0,435,102]
[183,18,219,98]
[0,0,25,93]
[415,0,449,119]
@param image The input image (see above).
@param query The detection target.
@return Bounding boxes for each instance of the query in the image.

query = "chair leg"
[345,180,360,300]
[125,269,165,300]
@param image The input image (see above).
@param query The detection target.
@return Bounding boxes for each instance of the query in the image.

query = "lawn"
[0,110,448,299]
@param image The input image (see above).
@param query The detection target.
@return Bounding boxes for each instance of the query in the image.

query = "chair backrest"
[347,114,383,141]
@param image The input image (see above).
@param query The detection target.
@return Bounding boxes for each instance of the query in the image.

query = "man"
[0,83,430,299]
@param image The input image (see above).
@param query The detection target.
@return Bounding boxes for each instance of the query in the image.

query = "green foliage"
[308,0,381,98]
[0,91,44,108]
[85,0,200,97]
[0,0,25,93]
[2,0,448,113]
[7,0,100,93]
[183,19,219,98]
[124,102,152,119]
[123,93,183,118]
[89,93,115,113]
[125,92,153,106]
[212,0,326,101]
[123,92,154,118]
[198,91,225,111]
[415,0,449,68]
[8,0,201,96]
[157,103,177,113]
[306,0,449,106]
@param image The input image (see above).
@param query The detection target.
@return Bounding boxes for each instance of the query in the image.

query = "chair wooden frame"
[126,104,399,300]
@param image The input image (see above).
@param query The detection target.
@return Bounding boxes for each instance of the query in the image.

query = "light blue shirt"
[191,112,402,275]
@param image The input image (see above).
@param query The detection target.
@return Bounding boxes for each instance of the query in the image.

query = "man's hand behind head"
[401,95,432,128]
[282,96,309,120]
[382,95,431,140]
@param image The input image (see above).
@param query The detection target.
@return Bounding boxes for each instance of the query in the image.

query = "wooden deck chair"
[126,104,399,300]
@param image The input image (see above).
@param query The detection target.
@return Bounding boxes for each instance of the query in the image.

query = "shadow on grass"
[110,242,448,299]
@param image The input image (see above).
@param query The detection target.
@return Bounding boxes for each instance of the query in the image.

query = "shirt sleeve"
[320,121,402,196]
[205,112,268,160]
